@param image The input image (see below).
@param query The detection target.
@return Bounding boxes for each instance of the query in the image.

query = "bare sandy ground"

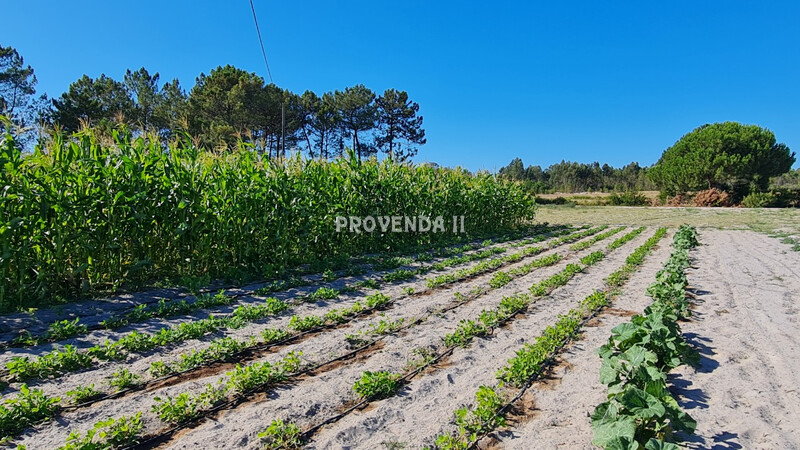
[483,229,800,450]
[482,230,675,449]
[671,230,800,450]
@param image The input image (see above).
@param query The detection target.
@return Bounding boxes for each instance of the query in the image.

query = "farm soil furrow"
[0,227,562,342]
[0,227,579,390]
[668,230,800,450]
[9,227,613,448]
[480,230,675,449]
[0,227,591,405]
[148,229,653,449]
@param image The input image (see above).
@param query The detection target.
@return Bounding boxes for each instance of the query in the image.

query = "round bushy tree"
[649,122,795,198]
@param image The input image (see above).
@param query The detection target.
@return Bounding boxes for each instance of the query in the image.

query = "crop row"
[1,228,571,385]
[425,225,609,288]
[605,225,646,250]
[4,226,567,350]
[568,226,626,251]
[0,230,590,442]
[591,225,700,450]
[427,228,669,449]
[255,227,653,448]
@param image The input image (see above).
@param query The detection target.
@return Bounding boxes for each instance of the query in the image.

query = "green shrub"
[607,191,648,206]
[741,191,778,207]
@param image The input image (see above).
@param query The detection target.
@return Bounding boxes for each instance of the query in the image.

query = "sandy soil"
[481,230,675,449]
[671,230,800,450]
[482,229,800,450]
[14,227,798,450]
[155,229,649,450]
[10,227,620,449]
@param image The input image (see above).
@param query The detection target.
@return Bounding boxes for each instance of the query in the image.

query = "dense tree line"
[648,122,795,199]
[497,158,657,193]
[0,44,426,160]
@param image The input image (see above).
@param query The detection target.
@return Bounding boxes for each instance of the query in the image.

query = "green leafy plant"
[356,279,380,289]
[580,251,604,266]
[108,368,141,391]
[365,293,391,309]
[58,412,143,449]
[258,419,303,449]
[570,226,626,251]
[383,269,416,283]
[488,271,513,289]
[288,315,324,332]
[353,371,401,400]
[152,392,200,424]
[0,384,61,440]
[443,320,488,348]
[307,287,339,301]
[592,225,700,449]
[44,318,87,342]
[65,384,102,404]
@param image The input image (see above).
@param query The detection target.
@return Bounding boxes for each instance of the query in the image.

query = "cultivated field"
[1,216,799,449]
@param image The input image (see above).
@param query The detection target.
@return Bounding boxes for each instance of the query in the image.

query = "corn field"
[0,129,535,311]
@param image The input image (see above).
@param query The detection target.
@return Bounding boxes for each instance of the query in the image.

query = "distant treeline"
[497,158,657,193]
[1,45,426,160]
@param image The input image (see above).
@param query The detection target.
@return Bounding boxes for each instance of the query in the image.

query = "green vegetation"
[0,128,535,311]
[607,191,649,206]
[426,226,605,289]
[108,368,141,391]
[569,226,625,251]
[57,413,143,450]
[434,386,506,450]
[0,384,61,440]
[288,315,325,332]
[259,419,303,449]
[606,226,645,250]
[152,352,301,426]
[498,158,656,193]
[592,225,700,450]
[607,228,668,287]
[353,371,402,400]
[65,384,102,404]
[306,287,340,301]
[649,122,795,199]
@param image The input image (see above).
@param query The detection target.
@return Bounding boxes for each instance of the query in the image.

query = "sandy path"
[670,230,800,450]
[482,230,674,449]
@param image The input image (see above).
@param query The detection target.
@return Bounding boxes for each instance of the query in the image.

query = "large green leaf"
[592,416,637,448]
[644,438,681,450]
[620,386,666,419]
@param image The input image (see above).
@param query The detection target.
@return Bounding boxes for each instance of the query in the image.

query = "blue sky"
[5,1,799,171]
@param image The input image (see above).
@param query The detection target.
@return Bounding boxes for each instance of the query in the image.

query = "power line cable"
[248,0,285,156]
[248,0,273,83]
